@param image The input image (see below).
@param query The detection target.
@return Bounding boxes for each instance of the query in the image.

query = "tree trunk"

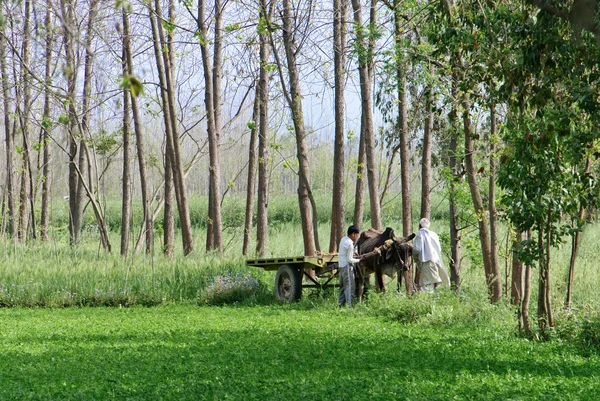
[197,0,224,253]
[120,46,132,256]
[164,0,194,255]
[329,0,347,253]
[351,0,381,231]
[60,0,82,246]
[255,0,273,257]
[123,4,154,255]
[420,88,433,221]
[281,0,317,256]
[243,92,259,256]
[565,157,589,309]
[0,23,16,240]
[519,230,532,334]
[488,101,501,301]
[148,0,175,257]
[353,132,366,228]
[40,0,54,242]
[78,0,101,245]
[448,76,461,291]
[17,0,33,241]
[462,92,501,302]
[511,231,524,306]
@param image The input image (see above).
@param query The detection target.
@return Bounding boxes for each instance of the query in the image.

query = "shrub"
[579,316,600,355]
[199,274,270,306]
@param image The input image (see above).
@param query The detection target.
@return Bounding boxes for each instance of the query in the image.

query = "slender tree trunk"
[0,23,16,240]
[351,0,381,230]
[123,5,154,255]
[511,231,524,305]
[519,231,532,334]
[393,4,412,238]
[165,0,194,255]
[462,92,501,302]
[120,46,132,256]
[255,0,273,257]
[148,0,175,256]
[448,76,461,291]
[197,0,223,253]
[17,0,33,241]
[489,101,501,300]
[243,92,259,256]
[40,0,54,241]
[353,132,366,228]
[281,0,317,256]
[60,0,82,246]
[421,88,433,220]
[330,0,347,253]
[566,158,589,308]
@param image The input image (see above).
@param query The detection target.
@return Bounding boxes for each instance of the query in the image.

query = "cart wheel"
[274,265,302,302]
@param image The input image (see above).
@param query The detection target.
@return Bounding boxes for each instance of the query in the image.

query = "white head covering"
[420,218,430,229]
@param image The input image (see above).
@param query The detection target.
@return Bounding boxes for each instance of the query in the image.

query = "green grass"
[0,302,598,400]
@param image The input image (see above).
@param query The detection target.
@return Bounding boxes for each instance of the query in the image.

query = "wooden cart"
[246,254,339,301]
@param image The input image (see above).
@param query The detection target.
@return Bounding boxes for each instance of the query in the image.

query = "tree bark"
[462,92,501,302]
[123,4,154,255]
[40,0,54,242]
[351,0,381,231]
[329,0,347,253]
[420,88,434,221]
[196,0,224,253]
[488,101,501,301]
[281,0,317,256]
[17,0,33,241]
[243,92,259,256]
[448,76,461,291]
[120,46,132,257]
[353,132,366,228]
[164,0,194,255]
[565,157,589,308]
[511,231,524,306]
[519,231,532,334]
[0,21,16,240]
[60,0,82,246]
[255,0,273,257]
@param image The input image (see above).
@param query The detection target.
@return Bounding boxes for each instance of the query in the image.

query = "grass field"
[1,196,600,400]
[1,301,599,401]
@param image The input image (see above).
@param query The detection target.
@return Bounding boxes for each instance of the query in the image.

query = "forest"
[2,0,600,340]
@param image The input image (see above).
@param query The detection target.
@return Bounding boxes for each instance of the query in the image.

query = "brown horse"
[354,227,415,301]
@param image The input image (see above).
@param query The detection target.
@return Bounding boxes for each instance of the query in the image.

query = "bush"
[199,274,270,306]
[579,316,600,355]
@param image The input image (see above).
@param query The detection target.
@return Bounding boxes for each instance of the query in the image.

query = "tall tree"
[255,0,273,257]
[39,0,54,242]
[122,2,154,255]
[351,0,381,230]
[120,44,132,256]
[16,0,32,241]
[189,0,225,252]
[330,0,348,252]
[280,0,321,255]
[0,14,16,240]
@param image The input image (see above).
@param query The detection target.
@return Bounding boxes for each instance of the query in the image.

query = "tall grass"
[1,195,599,338]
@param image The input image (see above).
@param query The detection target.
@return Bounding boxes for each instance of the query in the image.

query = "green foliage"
[199,274,271,306]
[580,316,600,355]
[120,74,144,97]
[1,303,599,400]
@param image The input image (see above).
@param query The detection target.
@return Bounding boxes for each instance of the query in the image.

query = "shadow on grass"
[1,306,599,400]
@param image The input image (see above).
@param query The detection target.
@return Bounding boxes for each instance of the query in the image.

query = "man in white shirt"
[413,218,450,291]
[338,226,364,307]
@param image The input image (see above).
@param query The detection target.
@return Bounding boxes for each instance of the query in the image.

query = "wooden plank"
[246,254,338,270]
